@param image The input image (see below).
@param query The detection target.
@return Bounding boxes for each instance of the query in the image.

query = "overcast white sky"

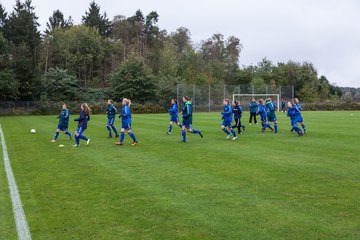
[2,0,360,87]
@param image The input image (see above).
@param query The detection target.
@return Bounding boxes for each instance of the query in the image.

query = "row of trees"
[0,0,348,103]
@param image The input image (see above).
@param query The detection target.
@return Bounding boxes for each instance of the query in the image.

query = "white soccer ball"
[30,129,36,134]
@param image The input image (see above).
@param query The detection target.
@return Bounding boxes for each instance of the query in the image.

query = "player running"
[266,98,278,133]
[257,99,273,132]
[167,99,182,134]
[221,99,237,140]
[51,104,72,142]
[294,98,307,133]
[287,102,303,137]
[73,103,91,147]
[106,99,119,138]
[232,100,245,134]
[115,98,138,146]
[180,96,203,143]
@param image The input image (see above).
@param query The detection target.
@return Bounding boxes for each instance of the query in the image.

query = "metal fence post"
[292,85,294,99]
[208,85,211,112]
[176,84,179,106]
[193,84,195,112]
[223,84,226,99]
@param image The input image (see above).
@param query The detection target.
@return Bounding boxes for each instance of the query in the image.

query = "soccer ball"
[30,129,36,134]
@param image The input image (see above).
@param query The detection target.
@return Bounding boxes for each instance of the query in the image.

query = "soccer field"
[0,111,359,240]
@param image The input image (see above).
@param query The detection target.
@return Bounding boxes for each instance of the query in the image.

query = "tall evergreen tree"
[0,3,7,32]
[45,10,73,35]
[6,0,41,100]
[82,1,111,37]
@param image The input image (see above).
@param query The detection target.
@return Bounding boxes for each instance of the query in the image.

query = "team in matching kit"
[50,96,306,146]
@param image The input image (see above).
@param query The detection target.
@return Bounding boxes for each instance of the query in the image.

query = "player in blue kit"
[232,100,245,134]
[294,98,307,133]
[51,104,72,142]
[221,99,237,140]
[167,99,182,134]
[73,103,91,147]
[115,98,138,146]
[266,98,278,133]
[106,99,119,138]
[287,102,303,137]
[257,99,273,132]
[180,96,203,143]
[249,99,258,125]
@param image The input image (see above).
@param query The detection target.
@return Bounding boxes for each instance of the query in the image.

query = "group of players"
[50,96,307,146]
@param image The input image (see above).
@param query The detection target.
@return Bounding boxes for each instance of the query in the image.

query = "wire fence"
[176,84,294,112]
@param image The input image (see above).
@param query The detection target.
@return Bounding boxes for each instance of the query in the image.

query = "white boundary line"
[0,124,31,240]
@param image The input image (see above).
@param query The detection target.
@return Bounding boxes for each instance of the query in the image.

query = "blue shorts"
[107,118,115,126]
[122,122,132,130]
[297,115,304,122]
[170,116,179,122]
[267,115,277,122]
[75,127,86,135]
[57,124,68,131]
[222,120,232,128]
[291,119,298,127]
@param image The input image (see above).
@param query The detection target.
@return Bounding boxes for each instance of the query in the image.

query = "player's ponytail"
[128,99,131,106]
[82,103,91,115]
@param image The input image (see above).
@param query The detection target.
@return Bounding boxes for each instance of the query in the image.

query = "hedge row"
[0,101,167,115]
[1,101,359,116]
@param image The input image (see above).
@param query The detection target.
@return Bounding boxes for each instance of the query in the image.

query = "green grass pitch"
[0,111,359,239]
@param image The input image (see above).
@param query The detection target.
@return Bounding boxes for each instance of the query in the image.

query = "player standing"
[106,99,119,138]
[249,98,258,125]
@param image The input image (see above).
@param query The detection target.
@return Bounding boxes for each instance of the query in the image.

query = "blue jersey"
[58,109,70,127]
[221,104,233,122]
[249,102,258,113]
[74,111,90,129]
[295,103,304,122]
[121,104,132,125]
[257,104,266,119]
[106,104,118,119]
[287,106,301,126]
[182,101,193,125]
[168,103,178,118]
[266,102,276,116]
[232,105,242,119]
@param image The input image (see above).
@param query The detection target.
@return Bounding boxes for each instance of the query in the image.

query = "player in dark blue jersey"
[221,99,237,140]
[73,103,91,147]
[257,99,273,132]
[51,104,72,142]
[232,100,245,134]
[294,98,307,133]
[115,98,138,146]
[180,96,203,143]
[167,99,182,134]
[249,99,258,125]
[266,98,278,133]
[106,99,119,138]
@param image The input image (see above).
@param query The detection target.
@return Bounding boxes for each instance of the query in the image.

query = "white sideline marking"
[0,125,31,240]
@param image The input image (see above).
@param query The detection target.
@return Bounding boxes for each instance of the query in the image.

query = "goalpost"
[232,94,280,112]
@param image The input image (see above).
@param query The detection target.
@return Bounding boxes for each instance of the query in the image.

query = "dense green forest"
[0,0,357,103]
